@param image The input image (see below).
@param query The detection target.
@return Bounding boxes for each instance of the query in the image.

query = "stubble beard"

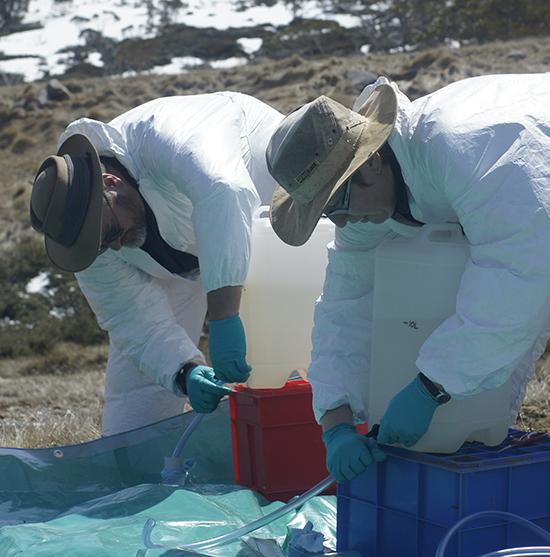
[118,193,147,248]
[123,224,147,248]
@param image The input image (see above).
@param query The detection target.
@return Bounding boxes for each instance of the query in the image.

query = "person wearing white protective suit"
[266,74,550,482]
[29,92,283,436]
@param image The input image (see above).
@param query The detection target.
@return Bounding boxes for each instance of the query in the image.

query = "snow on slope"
[0,0,361,82]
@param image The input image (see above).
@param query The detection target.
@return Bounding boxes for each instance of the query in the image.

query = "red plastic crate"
[229,379,336,501]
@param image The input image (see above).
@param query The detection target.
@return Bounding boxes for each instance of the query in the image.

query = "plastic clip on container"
[368,224,512,453]
[240,206,334,389]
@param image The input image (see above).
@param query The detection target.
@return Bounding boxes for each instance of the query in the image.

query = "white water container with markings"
[368,223,512,453]
[240,206,335,389]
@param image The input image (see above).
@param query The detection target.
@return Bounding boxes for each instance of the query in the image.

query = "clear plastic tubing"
[482,546,550,557]
[171,413,205,458]
[479,550,550,557]
[160,413,206,483]
[435,511,550,557]
[142,475,334,551]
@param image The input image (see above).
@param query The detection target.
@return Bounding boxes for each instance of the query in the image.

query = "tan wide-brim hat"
[267,84,398,246]
[30,134,103,272]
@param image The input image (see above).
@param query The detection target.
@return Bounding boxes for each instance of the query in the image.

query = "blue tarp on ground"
[0,401,336,556]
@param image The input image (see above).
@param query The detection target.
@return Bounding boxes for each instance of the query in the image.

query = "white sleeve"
[308,222,391,423]
[76,253,205,394]
[130,98,259,293]
[190,168,258,293]
[415,119,550,397]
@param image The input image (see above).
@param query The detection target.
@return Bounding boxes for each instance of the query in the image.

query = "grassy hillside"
[1,36,549,446]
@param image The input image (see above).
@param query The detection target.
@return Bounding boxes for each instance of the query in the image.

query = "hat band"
[54,154,93,247]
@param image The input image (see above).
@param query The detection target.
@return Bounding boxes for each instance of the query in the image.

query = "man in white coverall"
[266,74,550,482]
[29,92,283,435]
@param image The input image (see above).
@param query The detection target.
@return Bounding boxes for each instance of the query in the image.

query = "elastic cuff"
[175,362,200,395]
[322,423,355,442]
[209,313,239,325]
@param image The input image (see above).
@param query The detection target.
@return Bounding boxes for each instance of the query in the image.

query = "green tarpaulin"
[0,401,336,556]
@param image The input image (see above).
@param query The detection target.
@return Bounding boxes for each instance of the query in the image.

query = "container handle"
[254,205,271,219]
[413,223,465,245]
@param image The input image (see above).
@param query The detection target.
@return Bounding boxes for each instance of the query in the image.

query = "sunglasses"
[324,174,353,217]
[98,193,123,255]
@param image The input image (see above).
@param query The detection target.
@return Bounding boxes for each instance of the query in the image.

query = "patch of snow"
[0,0,365,82]
[86,52,104,66]
[49,307,76,319]
[173,1,293,29]
[0,57,43,82]
[209,57,247,69]
[237,37,262,55]
[444,38,461,49]
[25,272,50,295]
[370,1,391,11]
[120,55,204,78]
[388,44,416,54]
[148,56,203,75]
[0,317,21,327]
[319,13,361,28]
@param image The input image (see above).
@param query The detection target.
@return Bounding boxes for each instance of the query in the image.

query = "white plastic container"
[240,207,335,389]
[368,224,512,453]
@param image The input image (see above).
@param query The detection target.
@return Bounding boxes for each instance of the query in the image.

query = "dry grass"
[517,353,550,432]
[0,344,106,447]
[0,339,207,448]
[0,339,548,449]
[0,399,103,448]
[1,37,550,448]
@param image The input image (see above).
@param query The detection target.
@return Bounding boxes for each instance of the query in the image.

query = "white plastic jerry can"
[368,224,512,453]
[240,207,335,389]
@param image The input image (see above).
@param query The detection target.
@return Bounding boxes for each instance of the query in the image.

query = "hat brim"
[270,84,398,246]
[45,134,103,272]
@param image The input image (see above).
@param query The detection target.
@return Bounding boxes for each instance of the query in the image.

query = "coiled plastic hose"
[142,474,334,551]
[152,405,335,552]
[435,510,550,557]
[156,416,550,557]
[157,413,550,557]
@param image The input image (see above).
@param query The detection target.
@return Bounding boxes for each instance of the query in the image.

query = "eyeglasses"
[324,174,353,217]
[98,193,123,255]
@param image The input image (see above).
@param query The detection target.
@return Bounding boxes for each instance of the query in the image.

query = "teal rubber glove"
[322,424,386,483]
[185,365,232,413]
[377,376,439,447]
[208,314,252,383]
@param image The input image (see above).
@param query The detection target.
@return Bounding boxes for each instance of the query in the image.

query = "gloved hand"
[208,314,252,383]
[377,375,439,447]
[322,424,386,482]
[185,365,232,413]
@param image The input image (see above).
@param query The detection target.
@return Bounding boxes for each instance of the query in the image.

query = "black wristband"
[418,372,451,405]
[176,362,199,395]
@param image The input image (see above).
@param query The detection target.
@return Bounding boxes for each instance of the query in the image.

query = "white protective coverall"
[309,73,550,425]
[58,92,283,436]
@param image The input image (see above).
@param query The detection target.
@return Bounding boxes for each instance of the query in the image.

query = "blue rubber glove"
[185,365,232,413]
[208,314,252,383]
[322,424,386,482]
[377,376,439,447]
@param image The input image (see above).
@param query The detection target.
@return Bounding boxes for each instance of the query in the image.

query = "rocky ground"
[0,35,549,446]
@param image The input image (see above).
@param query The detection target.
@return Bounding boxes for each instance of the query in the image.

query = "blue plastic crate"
[337,430,550,557]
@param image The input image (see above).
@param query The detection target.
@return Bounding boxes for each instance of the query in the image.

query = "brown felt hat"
[30,134,103,272]
[267,84,397,246]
